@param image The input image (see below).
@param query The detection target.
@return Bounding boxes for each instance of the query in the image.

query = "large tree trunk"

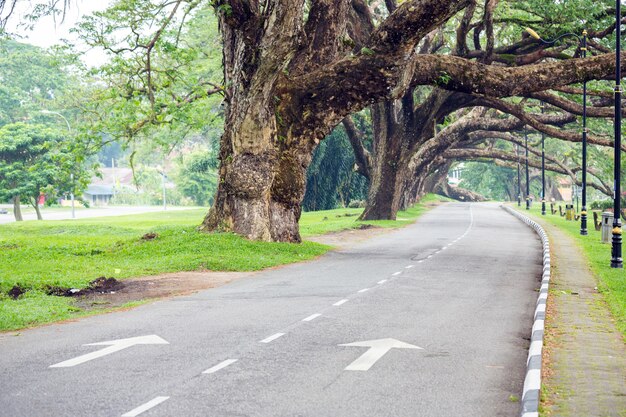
[199,89,311,242]
[200,1,342,242]
[30,197,43,220]
[13,196,22,221]
[360,102,409,220]
[437,182,486,202]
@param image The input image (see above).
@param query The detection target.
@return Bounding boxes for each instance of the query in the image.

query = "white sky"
[6,0,112,65]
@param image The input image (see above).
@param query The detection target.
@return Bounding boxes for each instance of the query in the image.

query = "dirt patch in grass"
[70,271,253,310]
[8,285,25,300]
[306,224,394,249]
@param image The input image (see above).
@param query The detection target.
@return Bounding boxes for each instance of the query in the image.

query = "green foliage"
[495,0,614,48]
[304,121,369,211]
[589,199,614,211]
[173,151,218,206]
[459,162,522,201]
[0,123,91,207]
[73,1,223,147]
[435,71,452,86]
[0,40,72,125]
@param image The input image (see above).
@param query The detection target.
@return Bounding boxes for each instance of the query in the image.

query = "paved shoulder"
[533,217,626,416]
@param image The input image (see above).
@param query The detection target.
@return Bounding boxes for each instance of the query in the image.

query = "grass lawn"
[516,205,626,337]
[0,194,448,331]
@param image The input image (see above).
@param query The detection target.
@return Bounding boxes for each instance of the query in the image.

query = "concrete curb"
[501,205,550,417]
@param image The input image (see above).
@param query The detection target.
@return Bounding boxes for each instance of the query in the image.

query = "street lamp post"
[611,1,622,268]
[525,133,530,210]
[41,110,75,219]
[541,102,546,215]
[517,144,522,207]
[581,30,589,235]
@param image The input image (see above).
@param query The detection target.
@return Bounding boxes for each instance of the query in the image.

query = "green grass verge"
[0,194,448,331]
[300,193,451,236]
[515,205,626,337]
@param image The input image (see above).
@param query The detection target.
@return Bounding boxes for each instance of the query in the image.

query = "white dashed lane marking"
[122,397,169,417]
[203,359,238,374]
[302,313,322,322]
[260,333,285,344]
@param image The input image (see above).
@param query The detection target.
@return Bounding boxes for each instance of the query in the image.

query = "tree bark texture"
[32,198,43,221]
[13,196,22,222]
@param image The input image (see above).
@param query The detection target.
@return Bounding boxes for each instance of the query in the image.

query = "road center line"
[405,265,414,269]
[260,333,285,344]
[203,359,238,374]
[377,279,387,285]
[302,313,322,322]
[333,299,349,306]
[392,271,401,276]
[358,288,370,293]
[121,396,169,417]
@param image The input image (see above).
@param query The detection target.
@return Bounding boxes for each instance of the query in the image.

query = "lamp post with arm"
[611,2,622,268]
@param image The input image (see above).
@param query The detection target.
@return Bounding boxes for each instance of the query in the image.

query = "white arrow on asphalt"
[339,338,423,371]
[50,335,169,368]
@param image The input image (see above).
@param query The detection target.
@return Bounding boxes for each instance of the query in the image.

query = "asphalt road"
[0,203,542,417]
[0,206,193,224]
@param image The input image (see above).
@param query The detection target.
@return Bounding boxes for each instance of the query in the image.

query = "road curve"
[0,202,542,417]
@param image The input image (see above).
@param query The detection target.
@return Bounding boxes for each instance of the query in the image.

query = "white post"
[161,171,167,211]
[70,173,75,219]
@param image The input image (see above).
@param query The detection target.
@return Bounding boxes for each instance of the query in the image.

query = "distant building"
[83,184,115,205]
[557,177,573,202]
[448,164,465,186]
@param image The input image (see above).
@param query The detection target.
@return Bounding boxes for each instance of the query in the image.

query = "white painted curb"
[502,206,550,417]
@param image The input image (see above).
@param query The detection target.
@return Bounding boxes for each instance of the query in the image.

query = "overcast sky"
[7,0,112,65]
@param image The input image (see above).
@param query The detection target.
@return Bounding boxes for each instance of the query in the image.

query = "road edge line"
[501,205,549,417]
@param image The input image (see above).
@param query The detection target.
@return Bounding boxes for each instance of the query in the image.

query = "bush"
[347,200,366,208]
[590,199,615,211]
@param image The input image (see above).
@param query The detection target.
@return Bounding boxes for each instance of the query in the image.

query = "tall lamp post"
[41,110,75,219]
[611,1,622,268]
[541,102,546,215]
[517,144,522,207]
[525,133,530,210]
[580,30,589,235]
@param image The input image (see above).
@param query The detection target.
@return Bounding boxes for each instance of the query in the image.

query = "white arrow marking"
[339,338,423,371]
[50,335,169,368]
